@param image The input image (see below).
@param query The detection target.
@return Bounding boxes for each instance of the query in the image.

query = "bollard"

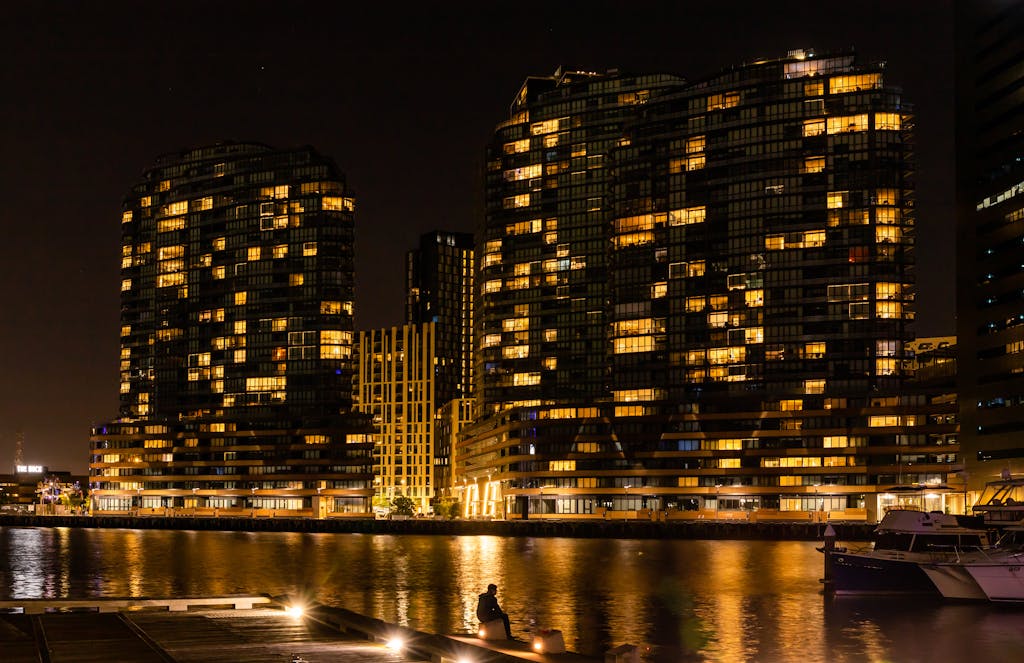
[532,629,565,654]
[605,644,639,663]
[820,523,836,593]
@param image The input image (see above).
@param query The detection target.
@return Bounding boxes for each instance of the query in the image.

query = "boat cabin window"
[875,532,914,551]
[908,533,984,552]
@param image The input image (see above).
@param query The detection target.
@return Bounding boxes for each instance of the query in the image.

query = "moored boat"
[822,509,989,596]
[922,524,1024,602]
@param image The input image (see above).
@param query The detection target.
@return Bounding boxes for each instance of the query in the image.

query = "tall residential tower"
[89,143,374,515]
[461,52,960,520]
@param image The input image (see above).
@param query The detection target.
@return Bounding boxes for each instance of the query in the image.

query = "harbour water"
[1,526,1022,661]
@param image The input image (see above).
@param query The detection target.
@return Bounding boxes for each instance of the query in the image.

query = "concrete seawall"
[0,514,874,540]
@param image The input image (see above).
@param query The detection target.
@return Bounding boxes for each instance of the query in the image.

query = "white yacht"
[972,473,1024,528]
[924,525,1024,602]
[823,509,990,596]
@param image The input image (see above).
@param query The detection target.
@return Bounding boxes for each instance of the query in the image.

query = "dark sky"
[0,1,954,473]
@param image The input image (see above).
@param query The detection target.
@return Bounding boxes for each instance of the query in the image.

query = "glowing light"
[386,636,404,652]
[284,605,305,619]
[533,641,543,652]
[478,629,486,638]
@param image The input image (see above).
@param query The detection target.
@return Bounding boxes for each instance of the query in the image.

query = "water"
[1,526,1022,661]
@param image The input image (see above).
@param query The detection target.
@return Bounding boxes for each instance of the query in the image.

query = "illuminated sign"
[16,465,43,474]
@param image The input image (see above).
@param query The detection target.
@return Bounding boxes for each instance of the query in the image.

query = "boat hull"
[919,563,987,600]
[964,561,1024,602]
[826,550,939,595]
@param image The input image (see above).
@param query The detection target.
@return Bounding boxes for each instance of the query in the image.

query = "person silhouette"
[476,583,512,639]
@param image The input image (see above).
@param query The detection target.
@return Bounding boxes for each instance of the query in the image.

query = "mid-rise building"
[89,142,374,516]
[956,1,1024,491]
[354,323,436,513]
[461,52,961,521]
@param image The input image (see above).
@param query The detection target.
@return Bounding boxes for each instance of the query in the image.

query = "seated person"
[476,583,512,639]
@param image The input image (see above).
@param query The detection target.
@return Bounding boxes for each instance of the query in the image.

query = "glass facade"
[956,1,1024,488]
[464,53,960,521]
[89,143,374,515]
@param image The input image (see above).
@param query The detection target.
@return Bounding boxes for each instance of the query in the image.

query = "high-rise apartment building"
[355,323,436,513]
[956,1,1024,489]
[406,231,475,406]
[462,52,961,521]
[89,143,374,516]
[405,230,476,504]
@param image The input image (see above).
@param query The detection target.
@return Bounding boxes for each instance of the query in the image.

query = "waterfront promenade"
[0,513,874,540]
[0,597,600,663]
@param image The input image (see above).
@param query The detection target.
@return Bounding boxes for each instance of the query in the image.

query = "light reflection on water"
[1,527,1023,661]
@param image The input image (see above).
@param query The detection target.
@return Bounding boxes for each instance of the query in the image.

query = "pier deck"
[0,598,602,663]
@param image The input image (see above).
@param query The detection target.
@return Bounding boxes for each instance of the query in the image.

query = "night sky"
[0,1,954,472]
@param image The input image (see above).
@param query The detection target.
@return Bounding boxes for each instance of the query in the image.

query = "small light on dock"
[284,605,305,619]
[386,636,404,652]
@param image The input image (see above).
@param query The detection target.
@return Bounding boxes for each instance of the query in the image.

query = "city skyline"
[1,1,954,472]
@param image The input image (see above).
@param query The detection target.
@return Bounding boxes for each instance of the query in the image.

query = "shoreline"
[0,513,874,540]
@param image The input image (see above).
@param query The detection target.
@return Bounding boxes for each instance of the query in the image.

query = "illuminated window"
[542,357,557,370]
[503,345,529,359]
[876,226,901,243]
[247,246,261,261]
[685,350,706,366]
[876,358,898,376]
[827,191,848,209]
[780,399,803,411]
[502,318,530,332]
[530,118,565,135]
[804,379,825,394]
[875,188,898,205]
[121,278,132,292]
[481,334,501,348]
[766,235,785,250]
[158,217,185,232]
[804,81,824,96]
[827,114,869,134]
[803,119,826,137]
[805,342,826,358]
[503,139,530,154]
[504,164,542,182]
[745,290,764,307]
[613,319,655,336]
[156,273,184,287]
[669,205,706,226]
[686,135,705,153]
[876,301,902,318]
[875,112,901,130]
[192,196,213,211]
[744,327,763,344]
[512,372,541,386]
[613,231,654,248]
[122,211,133,223]
[302,242,317,256]
[876,283,900,300]
[613,335,656,353]
[803,157,825,173]
[234,291,247,305]
[708,346,745,364]
[829,73,881,94]
[876,207,901,224]
[685,260,705,277]
[504,194,533,210]
[290,273,304,286]
[804,230,826,247]
[483,279,502,293]
[212,237,226,251]
[685,296,706,312]
[869,415,900,427]
[246,377,287,392]
[707,92,740,110]
[719,459,741,469]
[877,340,898,357]
[273,244,288,259]
[686,155,705,171]
[322,196,355,211]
